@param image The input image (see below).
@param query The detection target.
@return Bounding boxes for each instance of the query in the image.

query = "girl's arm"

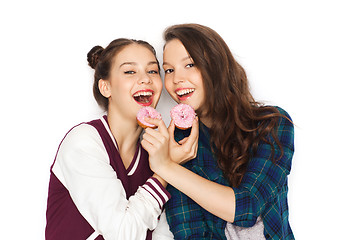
[155,159,236,222]
[142,111,294,225]
[142,118,236,222]
[152,210,175,239]
[53,124,170,239]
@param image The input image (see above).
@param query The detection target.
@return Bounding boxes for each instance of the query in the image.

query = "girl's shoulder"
[59,118,106,153]
[272,106,294,133]
[273,106,293,122]
[59,123,100,153]
[259,105,292,119]
[259,105,293,128]
[257,105,294,141]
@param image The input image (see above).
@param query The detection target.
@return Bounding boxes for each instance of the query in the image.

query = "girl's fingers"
[142,131,161,147]
[144,117,169,137]
[140,139,150,151]
[167,119,175,138]
[178,138,188,145]
[184,117,199,145]
[144,127,168,144]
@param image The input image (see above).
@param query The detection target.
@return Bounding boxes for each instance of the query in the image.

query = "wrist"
[152,174,167,188]
[153,158,174,179]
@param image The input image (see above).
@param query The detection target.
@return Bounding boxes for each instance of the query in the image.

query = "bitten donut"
[136,106,162,129]
[170,104,196,130]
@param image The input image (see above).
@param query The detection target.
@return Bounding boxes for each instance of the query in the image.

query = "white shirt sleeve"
[52,124,170,240]
[152,210,174,239]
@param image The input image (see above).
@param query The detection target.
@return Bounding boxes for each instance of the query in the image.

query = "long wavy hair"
[164,24,284,187]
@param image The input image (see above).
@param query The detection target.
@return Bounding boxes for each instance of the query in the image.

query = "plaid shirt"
[165,106,295,240]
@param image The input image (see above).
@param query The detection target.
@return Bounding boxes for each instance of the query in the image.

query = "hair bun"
[87,45,104,69]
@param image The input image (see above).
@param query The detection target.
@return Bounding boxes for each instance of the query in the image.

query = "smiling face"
[163,39,206,114]
[100,43,162,120]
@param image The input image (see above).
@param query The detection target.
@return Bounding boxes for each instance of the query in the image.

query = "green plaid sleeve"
[232,107,295,239]
[166,125,228,239]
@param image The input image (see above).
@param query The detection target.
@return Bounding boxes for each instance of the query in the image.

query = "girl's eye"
[148,70,159,74]
[124,71,135,74]
[164,69,174,74]
[186,63,194,68]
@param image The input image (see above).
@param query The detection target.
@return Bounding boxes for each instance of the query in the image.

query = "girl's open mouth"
[176,88,195,101]
[133,89,154,106]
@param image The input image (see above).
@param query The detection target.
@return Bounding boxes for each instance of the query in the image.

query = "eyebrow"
[120,61,158,67]
[120,62,136,67]
[163,56,191,66]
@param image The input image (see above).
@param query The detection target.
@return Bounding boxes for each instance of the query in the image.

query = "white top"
[225,216,265,240]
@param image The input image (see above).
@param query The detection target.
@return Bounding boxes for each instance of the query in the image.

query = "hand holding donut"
[168,104,199,165]
[167,116,199,165]
[140,117,171,173]
[138,104,199,168]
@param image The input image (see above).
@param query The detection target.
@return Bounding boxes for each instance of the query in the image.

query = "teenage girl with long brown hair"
[142,24,295,239]
[45,38,174,240]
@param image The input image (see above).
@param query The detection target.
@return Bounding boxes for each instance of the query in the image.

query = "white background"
[1,0,344,239]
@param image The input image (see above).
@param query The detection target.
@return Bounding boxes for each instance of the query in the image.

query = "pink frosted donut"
[170,104,196,130]
[136,106,162,129]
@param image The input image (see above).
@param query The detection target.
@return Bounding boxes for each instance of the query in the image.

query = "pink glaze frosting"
[170,104,196,129]
[137,106,162,128]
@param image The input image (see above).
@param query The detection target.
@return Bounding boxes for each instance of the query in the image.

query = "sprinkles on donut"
[170,104,196,130]
[136,106,162,129]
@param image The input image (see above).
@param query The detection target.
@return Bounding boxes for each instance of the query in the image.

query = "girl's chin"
[150,100,158,108]
[178,99,195,107]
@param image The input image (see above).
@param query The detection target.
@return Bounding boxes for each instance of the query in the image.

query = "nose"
[172,70,184,84]
[138,72,152,84]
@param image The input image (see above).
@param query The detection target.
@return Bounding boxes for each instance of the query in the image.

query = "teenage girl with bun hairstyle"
[142,24,295,239]
[45,38,174,240]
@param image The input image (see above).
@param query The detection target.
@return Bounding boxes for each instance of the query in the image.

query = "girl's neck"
[197,107,212,128]
[200,116,212,128]
[107,108,142,155]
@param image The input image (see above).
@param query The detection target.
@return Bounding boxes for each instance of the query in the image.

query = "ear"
[98,79,111,98]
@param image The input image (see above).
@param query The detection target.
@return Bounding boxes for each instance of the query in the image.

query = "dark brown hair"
[87,38,159,111]
[164,24,284,187]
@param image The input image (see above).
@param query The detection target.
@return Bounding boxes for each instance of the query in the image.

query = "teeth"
[176,88,195,96]
[133,91,153,97]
